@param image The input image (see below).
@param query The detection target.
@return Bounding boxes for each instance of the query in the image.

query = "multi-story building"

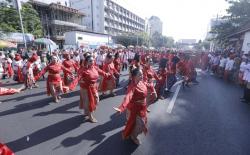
[69,0,145,36]
[146,16,163,36]
[29,0,86,47]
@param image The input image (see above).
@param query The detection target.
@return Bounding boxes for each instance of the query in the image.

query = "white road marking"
[167,84,181,113]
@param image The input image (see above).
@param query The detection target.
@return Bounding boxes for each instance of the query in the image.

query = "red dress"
[0,143,14,155]
[143,66,159,104]
[0,87,19,96]
[62,59,78,86]
[99,62,118,92]
[155,68,168,96]
[119,81,148,139]
[36,63,72,96]
[113,58,121,73]
[78,65,109,112]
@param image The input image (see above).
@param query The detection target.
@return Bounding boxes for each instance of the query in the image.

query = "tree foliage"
[211,0,250,45]
[150,32,175,48]
[113,32,150,47]
[0,3,42,37]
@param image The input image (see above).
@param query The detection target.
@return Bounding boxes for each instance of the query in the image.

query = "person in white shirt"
[96,50,105,69]
[224,55,235,81]
[241,59,250,103]
[122,51,128,71]
[239,56,247,85]
[219,55,228,77]
[212,54,220,74]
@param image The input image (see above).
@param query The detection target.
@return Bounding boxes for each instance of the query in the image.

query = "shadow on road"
[88,132,138,155]
[60,113,126,148]
[6,115,86,153]
[0,98,52,117]
[33,101,80,117]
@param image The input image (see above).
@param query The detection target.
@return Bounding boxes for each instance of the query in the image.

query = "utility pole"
[15,0,27,49]
[91,0,94,32]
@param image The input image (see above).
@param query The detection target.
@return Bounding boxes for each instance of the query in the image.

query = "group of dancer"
[0,47,200,146]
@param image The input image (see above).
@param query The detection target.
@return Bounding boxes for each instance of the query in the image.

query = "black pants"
[122,63,127,71]
[243,85,250,102]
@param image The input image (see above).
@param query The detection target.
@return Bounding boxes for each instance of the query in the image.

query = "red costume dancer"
[155,62,168,99]
[0,143,15,155]
[187,56,197,82]
[177,56,190,87]
[2,58,13,79]
[23,53,39,89]
[0,87,22,96]
[12,54,23,82]
[99,53,119,96]
[142,58,158,107]
[75,55,110,123]
[114,68,148,145]
[36,56,73,103]
[201,53,209,71]
[62,52,78,86]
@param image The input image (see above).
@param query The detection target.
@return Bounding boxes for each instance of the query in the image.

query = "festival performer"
[155,58,168,99]
[74,55,111,123]
[22,53,39,89]
[99,53,119,96]
[0,142,15,155]
[114,68,148,145]
[113,52,122,87]
[142,57,158,109]
[0,86,25,96]
[167,53,179,92]
[201,52,209,71]
[2,57,13,79]
[12,53,24,82]
[62,52,79,86]
[35,56,73,103]
[177,54,190,88]
[239,56,247,85]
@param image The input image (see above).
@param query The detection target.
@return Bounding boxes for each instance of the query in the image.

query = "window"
[78,37,83,40]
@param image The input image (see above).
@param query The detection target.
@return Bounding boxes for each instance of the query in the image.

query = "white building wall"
[70,0,92,31]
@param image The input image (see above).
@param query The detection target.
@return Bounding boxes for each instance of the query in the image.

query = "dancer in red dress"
[113,52,121,87]
[99,53,119,96]
[35,56,73,103]
[12,53,23,83]
[74,55,111,122]
[62,52,79,86]
[114,68,148,145]
[142,57,158,109]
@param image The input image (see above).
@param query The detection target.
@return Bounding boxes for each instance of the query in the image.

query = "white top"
[96,54,105,66]
[212,56,220,65]
[12,59,24,71]
[225,59,234,71]
[219,58,227,68]
[243,63,250,82]
[240,62,247,72]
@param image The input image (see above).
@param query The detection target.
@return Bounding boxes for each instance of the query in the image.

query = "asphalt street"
[1,70,250,155]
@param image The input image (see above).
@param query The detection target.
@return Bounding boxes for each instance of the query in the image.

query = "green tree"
[0,3,42,37]
[211,0,250,45]
[21,3,42,37]
[0,7,20,33]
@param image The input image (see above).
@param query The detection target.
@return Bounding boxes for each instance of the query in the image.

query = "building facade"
[29,0,86,47]
[69,0,145,36]
[146,16,163,36]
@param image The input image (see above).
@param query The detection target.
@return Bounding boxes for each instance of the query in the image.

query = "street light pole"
[16,0,27,49]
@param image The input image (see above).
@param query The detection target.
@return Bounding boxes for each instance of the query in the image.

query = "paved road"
[1,70,250,155]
